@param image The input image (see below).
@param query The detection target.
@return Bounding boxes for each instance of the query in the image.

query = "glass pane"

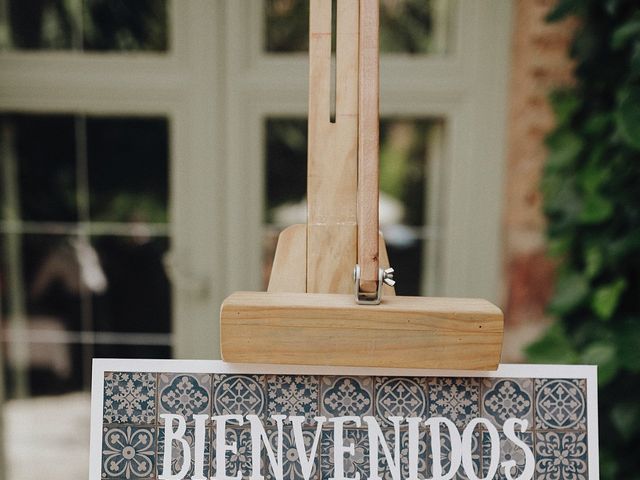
[0,0,78,49]
[0,0,168,51]
[0,234,84,396]
[91,235,171,336]
[263,117,438,295]
[0,114,78,222]
[265,0,454,55]
[87,116,169,223]
[83,0,168,52]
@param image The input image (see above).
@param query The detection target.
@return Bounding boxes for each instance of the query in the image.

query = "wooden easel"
[220,0,503,370]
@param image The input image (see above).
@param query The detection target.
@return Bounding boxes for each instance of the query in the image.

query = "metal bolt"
[382,267,396,287]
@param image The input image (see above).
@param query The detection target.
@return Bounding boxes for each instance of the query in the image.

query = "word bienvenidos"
[158,414,534,480]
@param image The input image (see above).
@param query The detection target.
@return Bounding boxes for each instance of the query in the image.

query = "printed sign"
[89,360,598,480]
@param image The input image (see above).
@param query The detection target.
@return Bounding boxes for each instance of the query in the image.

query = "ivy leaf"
[616,88,640,150]
[585,245,604,278]
[612,15,640,50]
[548,271,589,315]
[581,342,618,385]
[617,319,640,372]
[591,279,627,320]
[545,131,583,170]
[526,323,579,364]
[611,402,640,441]
[579,193,614,224]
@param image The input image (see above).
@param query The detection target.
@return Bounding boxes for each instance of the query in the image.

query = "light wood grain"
[268,225,395,297]
[357,0,380,293]
[221,292,503,369]
[307,0,359,293]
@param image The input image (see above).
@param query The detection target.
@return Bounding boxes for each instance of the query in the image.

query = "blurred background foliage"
[526,0,640,477]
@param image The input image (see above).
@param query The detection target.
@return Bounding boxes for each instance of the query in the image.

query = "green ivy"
[526,1,640,477]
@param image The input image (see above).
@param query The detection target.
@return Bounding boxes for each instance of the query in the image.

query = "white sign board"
[89,360,598,479]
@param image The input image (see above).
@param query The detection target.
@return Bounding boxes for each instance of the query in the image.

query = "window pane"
[0,0,168,51]
[83,0,168,52]
[1,114,78,222]
[87,117,169,223]
[264,0,454,55]
[263,117,439,296]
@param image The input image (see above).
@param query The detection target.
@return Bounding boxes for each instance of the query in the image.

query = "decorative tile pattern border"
[91,362,597,479]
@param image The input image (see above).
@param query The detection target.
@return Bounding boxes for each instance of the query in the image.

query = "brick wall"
[501,0,576,360]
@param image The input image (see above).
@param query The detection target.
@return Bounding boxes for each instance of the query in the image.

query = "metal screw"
[382,267,395,287]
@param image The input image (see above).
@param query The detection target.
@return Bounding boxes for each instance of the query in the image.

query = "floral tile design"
[159,373,210,422]
[102,425,156,479]
[481,430,533,480]
[265,427,319,480]
[212,374,267,418]
[426,429,480,480]
[482,378,533,428]
[156,426,211,478]
[428,377,480,429]
[215,427,262,479]
[321,376,373,417]
[380,427,428,480]
[104,372,156,424]
[535,431,588,479]
[321,428,369,480]
[535,379,587,430]
[375,377,428,426]
[267,375,319,424]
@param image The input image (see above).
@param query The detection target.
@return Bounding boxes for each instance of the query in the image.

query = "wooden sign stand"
[221,0,503,370]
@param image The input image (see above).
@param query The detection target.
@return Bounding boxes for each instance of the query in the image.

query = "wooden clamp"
[220,0,504,370]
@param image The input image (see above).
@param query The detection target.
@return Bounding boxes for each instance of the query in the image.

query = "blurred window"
[265,0,453,55]
[0,0,168,51]
[0,2,225,478]
[0,114,171,398]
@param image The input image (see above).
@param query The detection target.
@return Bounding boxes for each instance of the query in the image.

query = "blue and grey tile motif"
[428,377,480,429]
[102,425,156,479]
[156,426,211,478]
[212,374,267,418]
[481,431,533,480]
[375,377,428,425]
[104,372,156,424]
[535,378,587,429]
[266,427,319,480]
[159,373,210,422]
[101,371,591,479]
[535,431,588,479]
[321,428,369,480]
[426,429,480,480]
[482,378,533,428]
[268,375,319,424]
[321,376,373,417]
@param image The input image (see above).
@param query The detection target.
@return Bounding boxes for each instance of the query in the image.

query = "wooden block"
[220,292,503,370]
[268,225,395,297]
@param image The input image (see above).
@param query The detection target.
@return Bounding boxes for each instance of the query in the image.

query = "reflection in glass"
[0,0,168,51]
[264,117,437,295]
[83,0,168,52]
[0,234,84,396]
[87,117,168,223]
[1,114,78,222]
[265,0,453,55]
